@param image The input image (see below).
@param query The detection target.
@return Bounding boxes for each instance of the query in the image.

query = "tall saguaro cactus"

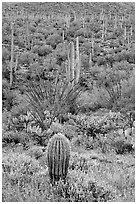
[47,133,70,183]
[91,33,94,56]
[100,8,104,21]
[75,37,81,84]
[89,52,92,68]
[130,25,133,36]
[114,15,117,29]
[124,26,127,44]
[70,42,75,84]
[26,13,30,50]
[66,37,81,85]
[10,22,14,87]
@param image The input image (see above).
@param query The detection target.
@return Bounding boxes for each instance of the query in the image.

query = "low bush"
[113,138,134,154]
[26,146,46,160]
[2,146,135,202]
[2,151,113,202]
[2,131,30,146]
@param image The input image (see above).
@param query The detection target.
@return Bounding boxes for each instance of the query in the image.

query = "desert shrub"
[115,71,135,112]
[2,89,16,111]
[2,47,10,62]
[42,174,113,202]
[2,93,29,131]
[26,146,45,159]
[62,124,78,140]
[75,27,87,37]
[71,133,112,153]
[46,33,62,49]
[2,152,40,173]
[54,43,68,65]
[71,111,128,152]
[29,23,37,33]
[28,63,43,79]
[2,153,45,202]
[2,110,11,131]
[113,138,134,154]
[31,45,39,53]
[63,172,113,202]
[19,52,38,66]
[81,54,89,69]
[2,131,15,145]
[37,45,52,56]
[46,121,77,140]
[2,131,30,146]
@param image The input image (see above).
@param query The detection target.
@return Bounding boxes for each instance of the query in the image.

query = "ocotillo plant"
[47,133,70,183]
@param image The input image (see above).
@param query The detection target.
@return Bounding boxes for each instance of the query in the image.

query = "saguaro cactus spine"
[47,133,70,183]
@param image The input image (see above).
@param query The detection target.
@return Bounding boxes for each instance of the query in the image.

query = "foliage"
[2,131,30,146]
[26,146,45,159]
[2,149,135,202]
[25,75,85,130]
[2,2,135,114]
[69,111,135,153]
[19,52,38,66]
[113,137,134,154]
[2,3,135,201]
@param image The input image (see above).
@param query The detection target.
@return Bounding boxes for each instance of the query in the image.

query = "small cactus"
[47,133,70,183]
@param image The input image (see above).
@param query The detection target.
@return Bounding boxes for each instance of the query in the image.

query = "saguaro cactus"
[114,15,117,29]
[10,22,14,87]
[47,133,70,183]
[66,37,81,85]
[70,42,75,84]
[75,37,81,84]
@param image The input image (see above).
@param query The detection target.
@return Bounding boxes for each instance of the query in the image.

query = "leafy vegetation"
[2,2,135,202]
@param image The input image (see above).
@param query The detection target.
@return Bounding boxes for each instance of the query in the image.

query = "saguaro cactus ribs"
[47,133,70,183]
